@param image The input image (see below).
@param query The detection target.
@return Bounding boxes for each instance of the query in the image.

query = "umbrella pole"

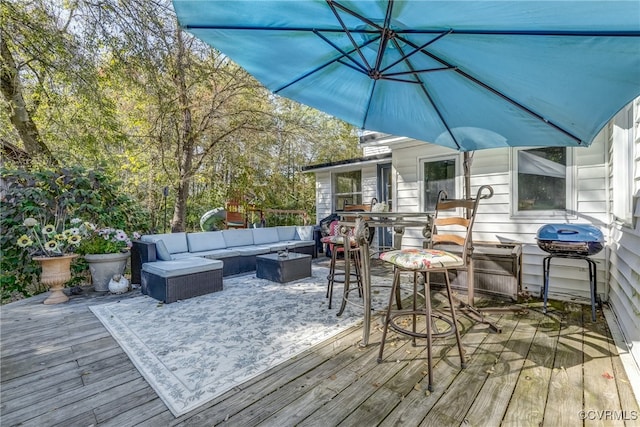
[457,161,522,332]
[464,151,472,203]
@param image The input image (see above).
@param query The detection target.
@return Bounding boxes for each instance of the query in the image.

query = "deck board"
[1,261,638,427]
[543,304,584,427]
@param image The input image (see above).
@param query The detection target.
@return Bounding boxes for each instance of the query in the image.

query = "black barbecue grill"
[536,224,604,321]
[536,224,604,256]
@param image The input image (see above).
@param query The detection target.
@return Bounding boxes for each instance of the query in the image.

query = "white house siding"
[313,164,380,223]
[361,163,379,206]
[607,98,640,368]
[315,171,333,222]
[392,134,610,301]
[310,99,640,383]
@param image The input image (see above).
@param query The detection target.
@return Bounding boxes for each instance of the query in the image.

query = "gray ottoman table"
[256,252,312,283]
[141,257,223,303]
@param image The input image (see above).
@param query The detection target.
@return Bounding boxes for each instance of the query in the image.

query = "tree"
[0,0,362,235]
[0,1,61,164]
[80,0,275,231]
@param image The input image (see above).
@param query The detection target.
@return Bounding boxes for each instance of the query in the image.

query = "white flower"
[23,218,38,227]
[17,235,33,247]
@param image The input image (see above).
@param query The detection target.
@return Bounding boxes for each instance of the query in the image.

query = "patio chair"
[376,185,492,391]
[321,220,363,312]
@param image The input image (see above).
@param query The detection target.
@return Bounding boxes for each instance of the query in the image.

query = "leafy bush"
[1,166,151,302]
[77,226,138,255]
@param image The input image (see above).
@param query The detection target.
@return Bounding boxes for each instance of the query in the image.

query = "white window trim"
[611,103,635,226]
[510,147,577,218]
[418,153,462,212]
[332,169,362,211]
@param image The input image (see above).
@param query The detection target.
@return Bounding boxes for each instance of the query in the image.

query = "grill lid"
[536,224,604,243]
[536,224,604,256]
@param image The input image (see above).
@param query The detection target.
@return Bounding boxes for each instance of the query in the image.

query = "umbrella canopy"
[173,0,640,151]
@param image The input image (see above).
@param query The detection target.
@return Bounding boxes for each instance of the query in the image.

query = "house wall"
[607,98,640,367]
[391,135,610,301]
[310,99,640,381]
[314,164,379,223]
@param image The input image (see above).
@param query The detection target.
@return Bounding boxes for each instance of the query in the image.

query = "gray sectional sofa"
[131,226,317,284]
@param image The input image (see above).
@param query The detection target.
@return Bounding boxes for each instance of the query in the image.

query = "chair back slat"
[434,217,469,227]
[436,199,475,211]
[429,186,493,264]
[432,234,465,246]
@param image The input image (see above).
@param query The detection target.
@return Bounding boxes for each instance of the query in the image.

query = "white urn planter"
[85,252,131,292]
[33,254,78,304]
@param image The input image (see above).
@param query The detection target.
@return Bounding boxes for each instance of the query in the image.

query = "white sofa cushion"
[187,231,227,252]
[295,225,314,241]
[142,232,188,254]
[276,226,297,241]
[233,245,270,256]
[252,228,280,245]
[152,239,172,261]
[222,229,254,248]
[142,257,222,278]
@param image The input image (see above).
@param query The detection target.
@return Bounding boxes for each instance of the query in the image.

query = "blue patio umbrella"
[172,0,640,153]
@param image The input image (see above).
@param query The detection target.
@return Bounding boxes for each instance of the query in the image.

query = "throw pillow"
[153,239,172,261]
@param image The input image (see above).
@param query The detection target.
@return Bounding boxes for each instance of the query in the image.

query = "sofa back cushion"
[187,231,227,252]
[252,228,280,245]
[276,226,297,241]
[152,239,172,261]
[142,232,188,254]
[222,229,254,247]
[295,225,314,241]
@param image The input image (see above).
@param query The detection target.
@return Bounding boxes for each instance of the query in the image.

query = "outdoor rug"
[89,266,391,417]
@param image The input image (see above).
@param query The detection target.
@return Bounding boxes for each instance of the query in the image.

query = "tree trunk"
[170,27,193,232]
[0,35,57,166]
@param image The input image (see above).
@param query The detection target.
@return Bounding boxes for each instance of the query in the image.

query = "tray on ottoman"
[256,252,312,283]
[141,257,223,303]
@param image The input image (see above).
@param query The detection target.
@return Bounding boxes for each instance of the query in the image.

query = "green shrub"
[1,166,151,302]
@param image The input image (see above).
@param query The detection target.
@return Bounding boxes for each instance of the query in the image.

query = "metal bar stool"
[377,185,492,391]
[321,221,362,311]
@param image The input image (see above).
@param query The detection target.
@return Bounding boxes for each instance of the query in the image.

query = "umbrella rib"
[396,29,640,37]
[390,39,462,150]
[380,30,453,75]
[326,0,373,71]
[180,25,639,38]
[182,24,375,33]
[455,68,583,143]
[330,0,384,31]
[313,30,370,74]
[384,67,455,77]
[401,37,583,143]
[274,37,378,93]
[372,0,395,76]
[362,79,378,130]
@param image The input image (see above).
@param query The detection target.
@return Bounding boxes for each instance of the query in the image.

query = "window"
[333,170,362,210]
[513,147,573,214]
[421,157,457,211]
[611,104,635,225]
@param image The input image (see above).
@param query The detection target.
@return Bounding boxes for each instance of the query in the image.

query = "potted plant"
[77,225,140,292]
[17,217,84,304]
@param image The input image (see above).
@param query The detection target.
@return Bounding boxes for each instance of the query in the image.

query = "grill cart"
[536,224,605,321]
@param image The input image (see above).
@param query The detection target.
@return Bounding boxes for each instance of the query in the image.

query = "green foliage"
[1,165,151,302]
[1,0,361,240]
[77,227,134,255]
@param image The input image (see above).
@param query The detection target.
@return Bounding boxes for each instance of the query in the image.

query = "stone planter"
[33,254,78,305]
[85,252,131,292]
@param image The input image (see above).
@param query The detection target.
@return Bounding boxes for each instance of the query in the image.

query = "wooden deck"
[2,261,638,426]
